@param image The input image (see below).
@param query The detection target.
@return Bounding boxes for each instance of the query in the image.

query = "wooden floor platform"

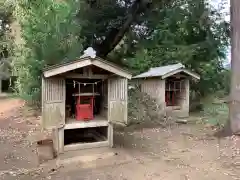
[65,116,108,130]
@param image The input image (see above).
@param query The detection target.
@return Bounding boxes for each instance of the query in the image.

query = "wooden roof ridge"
[133,63,200,80]
[43,56,132,79]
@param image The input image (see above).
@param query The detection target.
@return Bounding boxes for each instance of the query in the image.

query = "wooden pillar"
[108,124,113,147]
[230,0,240,134]
[0,78,2,93]
[179,79,189,117]
[51,128,59,157]
[184,79,190,115]
[58,127,64,153]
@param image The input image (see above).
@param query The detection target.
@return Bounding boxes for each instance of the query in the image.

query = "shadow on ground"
[214,121,233,138]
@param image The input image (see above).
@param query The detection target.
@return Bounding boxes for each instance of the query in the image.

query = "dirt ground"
[0,97,240,180]
[0,98,40,176]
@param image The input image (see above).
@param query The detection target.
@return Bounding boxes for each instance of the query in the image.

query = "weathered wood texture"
[100,80,108,117]
[162,69,200,80]
[108,77,128,124]
[58,127,64,154]
[108,124,113,147]
[168,79,189,117]
[51,128,59,156]
[140,78,190,117]
[64,73,108,79]
[230,0,240,134]
[182,79,190,115]
[64,141,109,151]
[42,77,66,129]
[141,78,165,106]
[44,57,132,79]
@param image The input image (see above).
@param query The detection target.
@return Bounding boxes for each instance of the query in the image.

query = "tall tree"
[0,0,12,79]
[126,0,229,97]
[12,0,84,102]
[78,0,173,57]
[11,0,229,104]
[229,0,240,134]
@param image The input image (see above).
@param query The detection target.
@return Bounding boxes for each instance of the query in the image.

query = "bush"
[201,97,228,127]
[128,87,166,125]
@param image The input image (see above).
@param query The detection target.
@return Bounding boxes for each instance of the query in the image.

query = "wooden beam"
[93,60,132,79]
[64,119,109,130]
[161,69,200,80]
[64,73,109,79]
[108,124,113,147]
[58,127,64,154]
[171,74,187,78]
[64,141,109,151]
[44,59,92,78]
[43,58,132,79]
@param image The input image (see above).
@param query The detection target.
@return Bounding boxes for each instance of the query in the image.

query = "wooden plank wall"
[181,79,189,116]
[42,77,66,129]
[108,77,128,124]
[140,78,165,105]
[109,78,127,101]
[100,80,108,117]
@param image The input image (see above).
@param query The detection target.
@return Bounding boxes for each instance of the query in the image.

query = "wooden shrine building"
[133,63,200,118]
[41,48,131,154]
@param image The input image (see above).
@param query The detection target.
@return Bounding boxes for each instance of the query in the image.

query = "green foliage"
[126,0,229,96]
[0,33,12,79]
[6,0,229,106]
[201,98,228,126]
[77,0,127,47]
[0,0,13,79]
[12,0,84,103]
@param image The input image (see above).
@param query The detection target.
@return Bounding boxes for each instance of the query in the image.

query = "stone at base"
[37,143,55,164]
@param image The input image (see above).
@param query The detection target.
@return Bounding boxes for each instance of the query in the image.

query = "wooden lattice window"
[165,78,185,106]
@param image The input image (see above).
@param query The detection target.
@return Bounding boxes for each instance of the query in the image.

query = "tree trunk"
[229,0,240,134]
[95,0,149,57]
[95,0,172,57]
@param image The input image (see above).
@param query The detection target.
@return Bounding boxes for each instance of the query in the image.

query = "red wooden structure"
[73,80,101,121]
[75,95,94,121]
[165,91,175,106]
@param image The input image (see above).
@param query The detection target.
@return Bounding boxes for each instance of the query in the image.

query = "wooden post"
[0,78,2,93]
[58,127,64,154]
[108,124,113,147]
[230,0,240,134]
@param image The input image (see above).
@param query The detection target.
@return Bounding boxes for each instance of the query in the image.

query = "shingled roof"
[133,63,200,80]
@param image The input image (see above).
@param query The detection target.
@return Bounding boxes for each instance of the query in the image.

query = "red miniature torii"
[73,80,101,121]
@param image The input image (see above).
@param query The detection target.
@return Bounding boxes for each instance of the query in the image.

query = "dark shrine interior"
[64,126,108,145]
[165,76,185,107]
[65,78,104,118]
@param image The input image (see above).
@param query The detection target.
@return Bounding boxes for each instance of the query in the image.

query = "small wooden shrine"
[41,48,132,154]
[133,63,200,117]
